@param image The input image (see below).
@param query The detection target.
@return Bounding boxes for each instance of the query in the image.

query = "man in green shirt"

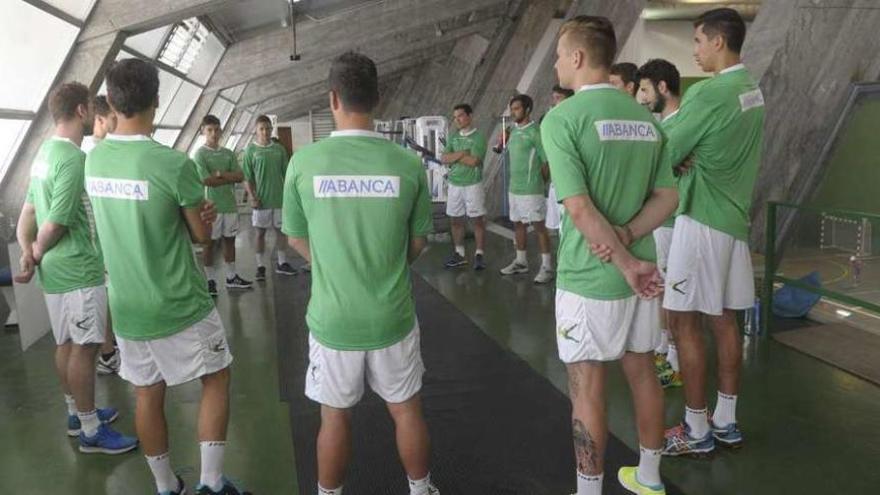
[441,103,488,270]
[283,52,437,495]
[242,115,295,279]
[659,8,763,457]
[499,94,554,284]
[86,59,250,495]
[610,62,638,98]
[15,82,136,455]
[194,114,252,296]
[637,58,684,390]
[543,16,678,495]
[544,84,574,232]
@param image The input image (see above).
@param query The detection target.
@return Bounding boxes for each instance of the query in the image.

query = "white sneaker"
[500,259,529,275]
[96,350,120,375]
[533,265,555,284]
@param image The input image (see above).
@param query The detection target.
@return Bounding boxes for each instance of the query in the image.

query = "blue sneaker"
[195,477,252,494]
[78,423,139,455]
[711,419,744,448]
[159,475,187,495]
[662,422,714,457]
[67,407,120,436]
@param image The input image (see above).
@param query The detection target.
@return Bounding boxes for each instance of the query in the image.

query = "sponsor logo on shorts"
[594,120,659,142]
[557,324,581,343]
[74,316,92,331]
[739,89,765,112]
[313,175,400,198]
[210,338,227,353]
[672,279,688,295]
[86,177,150,201]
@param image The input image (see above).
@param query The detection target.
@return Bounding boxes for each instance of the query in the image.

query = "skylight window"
[158,18,209,74]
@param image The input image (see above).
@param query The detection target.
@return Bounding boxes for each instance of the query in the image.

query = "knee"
[202,366,231,388]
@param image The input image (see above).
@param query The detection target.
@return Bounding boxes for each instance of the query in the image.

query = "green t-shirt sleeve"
[177,159,205,207]
[535,128,548,164]
[241,148,254,183]
[410,165,433,237]
[443,136,454,154]
[472,134,487,164]
[653,129,675,190]
[25,182,34,204]
[282,156,308,238]
[542,114,589,201]
[46,155,85,226]
[231,151,243,174]
[665,88,718,167]
[193,150,210,180]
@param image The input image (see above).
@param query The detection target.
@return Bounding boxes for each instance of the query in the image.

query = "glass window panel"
[209,97,235,128]
[154,70,184,125]
[189,135,206,158]
[160,81,201,127]
[0,2,79,112]
[44,0,96,21]
[124,26,172,59]
[152,128,181,147]
[225,133,241,150]
[158,18,209,75]
[188,34,225,86]
[220,84,246,103]
[0,119,33,183]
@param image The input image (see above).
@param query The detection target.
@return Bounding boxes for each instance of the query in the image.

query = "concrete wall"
[617,19,703,78]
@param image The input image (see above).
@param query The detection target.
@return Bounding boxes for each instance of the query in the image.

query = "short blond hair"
[559,15,617,69]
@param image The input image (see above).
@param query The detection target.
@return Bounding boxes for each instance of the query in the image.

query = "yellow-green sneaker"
[618,466,665,495]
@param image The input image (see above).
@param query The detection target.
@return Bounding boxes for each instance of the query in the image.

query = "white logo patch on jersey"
[86,177,150,201]
[31,160,49,179]
[314,175,400,198]
[739,89,765,112]
[594,120,659,142]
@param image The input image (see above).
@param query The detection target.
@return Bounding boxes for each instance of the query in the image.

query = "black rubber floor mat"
[275,272,684,494]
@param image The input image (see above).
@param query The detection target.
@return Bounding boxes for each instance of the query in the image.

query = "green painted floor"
[2,223,880,494]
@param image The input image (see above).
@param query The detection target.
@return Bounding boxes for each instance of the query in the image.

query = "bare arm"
[223,169,245,183]
[441,151,468,164]
[33,222,68,263]
[14,204,38,283]
[621,188,679,243]
[182,204,211,245]
[288,236,311,263]
[244,180,261,208]
[458,153,482,167]
[408,236,427,264]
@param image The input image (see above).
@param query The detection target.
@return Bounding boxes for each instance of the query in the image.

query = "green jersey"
[242,141,288,209]
[194,145,240,214]
[25,137,104,294]
[507,121,547,195]
[444,128,487,186]
[663,64,764,241]
[85,135,214,340]
[542,84,674,300]
[659,110,683,228]
[282,130,433,351]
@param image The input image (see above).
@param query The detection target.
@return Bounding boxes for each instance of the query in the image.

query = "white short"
[508,193,546,223]
[663,215,755,316]
[305,323,425,409]
[653,226,674,275]
[44,285,107,346]
[545,183,561,230]
[556,289,660,363]
[446,183,486,218]
[252,208,282,229]
[117,309,233,387]
[212,212,240,240]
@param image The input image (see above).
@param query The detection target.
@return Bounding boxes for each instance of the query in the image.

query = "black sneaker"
[195,477,252,495]
[255,266,266,281]
[160,475,186,495]
[207,280,218,297]
[444,252,468,268]
[276,262,297,276]
[474,253,487,271]
[225,275,253,289]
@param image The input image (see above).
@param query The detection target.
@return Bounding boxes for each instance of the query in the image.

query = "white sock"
[576,471,602,495]
[667,343,679,372]
[655,329,669,354]
[146,452,178,493]
[408,473,433,495]
[685,406,710,438]
[713,392,738,428]
[318,484,343,495]
[255,252,265,268]
[64,394,77,415]
[455,245,465,257]
[204,265,216,281]
[199,441,226,491]
[225,261,236,280]
[475,249,484,256]
[637,445,663,487]
[277,250,288,265]
[541,253,552,269]
[78,409,100,437]
[515,250,527,264]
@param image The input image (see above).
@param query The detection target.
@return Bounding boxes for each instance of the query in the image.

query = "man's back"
[85,135,213,340]
[283,130,432,351]
[542,84,671,300]
[28,137,104,293]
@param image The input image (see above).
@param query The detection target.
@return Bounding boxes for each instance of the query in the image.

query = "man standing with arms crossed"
[283,52,438,495]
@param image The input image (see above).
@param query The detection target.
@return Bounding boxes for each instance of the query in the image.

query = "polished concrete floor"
[1,221,879,494]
